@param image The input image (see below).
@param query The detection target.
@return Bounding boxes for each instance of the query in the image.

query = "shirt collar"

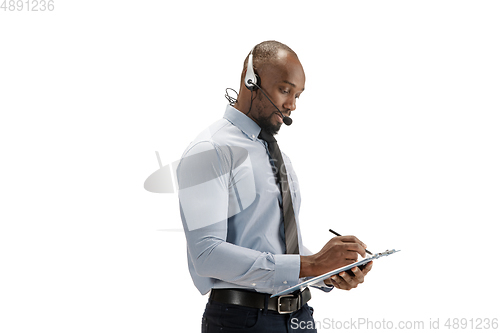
[223,104,262,141]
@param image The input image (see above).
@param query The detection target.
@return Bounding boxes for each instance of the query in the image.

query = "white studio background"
[1,1,499,332]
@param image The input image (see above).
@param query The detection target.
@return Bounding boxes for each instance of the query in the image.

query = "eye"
[280,88,290,95]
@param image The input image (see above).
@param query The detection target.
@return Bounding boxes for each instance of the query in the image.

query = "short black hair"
[241,40,298,82]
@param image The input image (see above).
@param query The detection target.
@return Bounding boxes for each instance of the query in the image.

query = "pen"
[329,229,373,255]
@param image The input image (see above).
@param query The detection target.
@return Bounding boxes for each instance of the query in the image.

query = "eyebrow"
[283,80,305,91]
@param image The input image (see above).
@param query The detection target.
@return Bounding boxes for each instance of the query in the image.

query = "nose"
[283,96,296,112]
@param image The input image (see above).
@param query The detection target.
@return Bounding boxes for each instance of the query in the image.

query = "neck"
[233,89,259,125]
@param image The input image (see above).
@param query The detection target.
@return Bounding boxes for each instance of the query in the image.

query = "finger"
[331,275,348,290]
[362,261,373,275]
[344,258,357,265]
[340,249,359,261]
[351,267,365,284]
[337,235,367,249]
[324,277,334,286]
[327,276,337,288]
[342,242,367,258]
[339,272,358,289]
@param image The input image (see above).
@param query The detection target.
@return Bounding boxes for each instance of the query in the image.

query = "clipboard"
[271,249,400,298]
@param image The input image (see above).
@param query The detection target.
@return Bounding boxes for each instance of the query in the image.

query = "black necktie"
[259,131,300,254]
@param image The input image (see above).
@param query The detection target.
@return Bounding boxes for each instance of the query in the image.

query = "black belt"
[209,287,311,314]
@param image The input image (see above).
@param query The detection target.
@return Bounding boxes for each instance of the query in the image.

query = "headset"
[244,48,260,91]
[243,46,293,126]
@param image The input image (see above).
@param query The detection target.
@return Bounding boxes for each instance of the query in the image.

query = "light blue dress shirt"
[177,105,332,296]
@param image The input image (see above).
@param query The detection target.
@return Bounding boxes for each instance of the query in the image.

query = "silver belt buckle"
[277,294,296,314]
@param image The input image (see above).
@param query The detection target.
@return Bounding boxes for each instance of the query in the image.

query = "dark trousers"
[202,299,317,333]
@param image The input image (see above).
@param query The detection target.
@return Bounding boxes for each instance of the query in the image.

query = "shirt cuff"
[273,254,300,292]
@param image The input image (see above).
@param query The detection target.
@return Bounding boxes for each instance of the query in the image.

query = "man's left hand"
[324,261,373,290]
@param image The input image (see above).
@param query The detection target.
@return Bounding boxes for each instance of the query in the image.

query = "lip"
[275,112,283,124]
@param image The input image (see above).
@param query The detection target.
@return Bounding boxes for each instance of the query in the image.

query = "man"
[177,40,372,333]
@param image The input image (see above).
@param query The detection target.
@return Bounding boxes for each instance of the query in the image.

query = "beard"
[256,112,282,136]
[250,92,283,135]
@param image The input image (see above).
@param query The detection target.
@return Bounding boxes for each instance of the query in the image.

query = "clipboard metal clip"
[370,249,400,259]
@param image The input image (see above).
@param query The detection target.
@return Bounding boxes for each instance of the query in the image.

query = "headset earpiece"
[244,49,260,91]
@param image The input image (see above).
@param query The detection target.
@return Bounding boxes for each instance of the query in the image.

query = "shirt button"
[252,283,256,286]
[283,281,288,285]
[252,134,256,139]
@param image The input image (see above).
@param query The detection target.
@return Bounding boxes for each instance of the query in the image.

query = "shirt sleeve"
[177,141,300,295]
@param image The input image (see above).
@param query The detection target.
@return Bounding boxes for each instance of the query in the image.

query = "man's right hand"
[299,235,367,277]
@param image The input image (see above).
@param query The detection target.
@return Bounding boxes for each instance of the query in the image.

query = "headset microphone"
[283,114,293,126]
[244,47,293,126]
